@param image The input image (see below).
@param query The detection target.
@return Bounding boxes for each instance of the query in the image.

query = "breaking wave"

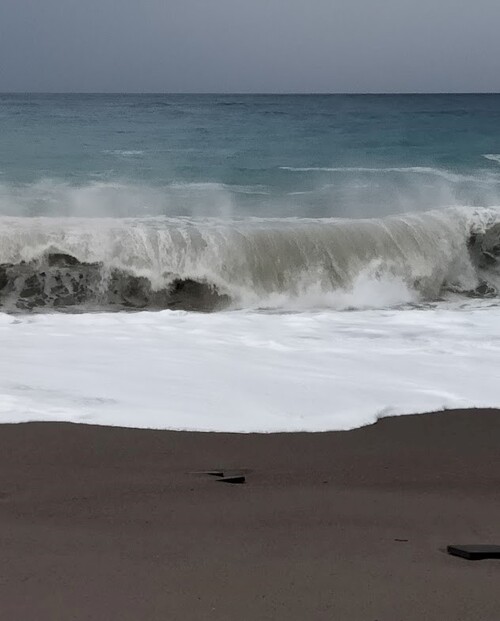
[1,207,500,312]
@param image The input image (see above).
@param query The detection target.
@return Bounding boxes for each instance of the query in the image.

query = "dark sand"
[1,409,499,620]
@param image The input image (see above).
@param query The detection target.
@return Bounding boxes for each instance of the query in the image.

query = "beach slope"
[1,409,499,620]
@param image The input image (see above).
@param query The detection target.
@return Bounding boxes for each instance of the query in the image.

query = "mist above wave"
[2,164,500,221]
[0,179,246,219]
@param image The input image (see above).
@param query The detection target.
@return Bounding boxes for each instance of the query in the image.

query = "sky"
[1,0,499,93]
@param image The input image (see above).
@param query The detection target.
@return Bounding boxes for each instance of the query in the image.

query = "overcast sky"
[1,0,499,93]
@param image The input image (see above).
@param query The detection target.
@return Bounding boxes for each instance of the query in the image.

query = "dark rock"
[47,253,80,267]
[0,266,8,291]
[0,259,232,313]
[190,470,225,477]
[167,278,231,312]
[447,545,500,560]
[474,281,496,297]
[20,274,44,299]
[120,274,151,308]
[217,475,246,484]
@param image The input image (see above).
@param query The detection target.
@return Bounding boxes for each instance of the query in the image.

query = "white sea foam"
[0,305,499,432]
[483,154,500,165]
[279,166,490,184]
[104,150,145,157]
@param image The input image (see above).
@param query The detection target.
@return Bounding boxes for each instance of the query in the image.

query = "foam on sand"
[1,305,499,432]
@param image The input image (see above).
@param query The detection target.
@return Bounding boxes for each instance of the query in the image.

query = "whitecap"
[279,166,484,184]
[104,150,145,157]
[483,154,500,165]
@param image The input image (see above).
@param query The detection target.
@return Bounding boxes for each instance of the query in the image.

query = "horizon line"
[1,91,500,96]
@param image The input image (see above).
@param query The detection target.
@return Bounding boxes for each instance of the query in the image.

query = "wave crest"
[0,207,499,312]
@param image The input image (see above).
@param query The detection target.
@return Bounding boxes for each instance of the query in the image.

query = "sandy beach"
[0,408,499,620]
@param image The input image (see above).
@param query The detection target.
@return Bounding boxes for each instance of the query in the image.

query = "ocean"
[1,93,499,431]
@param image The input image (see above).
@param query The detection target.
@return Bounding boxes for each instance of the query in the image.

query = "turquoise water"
[1,94,500,312]
[1,94,500,218]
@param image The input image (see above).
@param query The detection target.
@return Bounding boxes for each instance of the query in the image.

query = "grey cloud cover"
[1,0,499,92]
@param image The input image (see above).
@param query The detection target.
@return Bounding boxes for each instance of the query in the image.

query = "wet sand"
[1,409,499,620]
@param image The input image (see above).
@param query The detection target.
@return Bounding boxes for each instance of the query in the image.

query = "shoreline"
[1,408,499,620]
